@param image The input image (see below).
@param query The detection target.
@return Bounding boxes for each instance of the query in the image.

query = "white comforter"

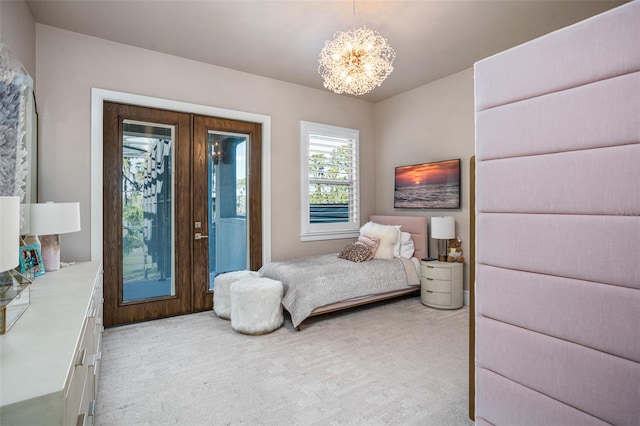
[259,253,420,328]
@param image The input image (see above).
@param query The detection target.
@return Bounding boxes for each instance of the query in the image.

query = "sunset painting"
[394,159,460,209]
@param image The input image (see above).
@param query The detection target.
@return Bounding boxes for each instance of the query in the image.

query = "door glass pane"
[122,120,175,302]
[208,131,248,290]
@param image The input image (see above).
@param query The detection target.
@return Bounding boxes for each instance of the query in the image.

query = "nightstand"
[420,260,463,309]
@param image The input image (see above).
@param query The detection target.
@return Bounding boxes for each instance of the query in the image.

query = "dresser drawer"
[421,288,452,307]
[421,278,452,293]
[65,331,90,425]
[421,264,452,280]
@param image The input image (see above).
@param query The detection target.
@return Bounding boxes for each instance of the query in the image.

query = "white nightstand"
[420,260,463,309]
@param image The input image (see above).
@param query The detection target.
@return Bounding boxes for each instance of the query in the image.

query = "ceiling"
[26,0,627,103]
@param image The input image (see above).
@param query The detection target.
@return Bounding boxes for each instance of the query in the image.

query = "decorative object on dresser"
[420,259,463,309]
[18,244,45,278]
[431,216,455,262]
[0,196,20,274]
[0,196,31,334]
[24,202,81,271]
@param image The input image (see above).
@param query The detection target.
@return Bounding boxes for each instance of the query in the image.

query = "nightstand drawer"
[421,288,452,307]
[421,278,452,293]
[421,264,452,280]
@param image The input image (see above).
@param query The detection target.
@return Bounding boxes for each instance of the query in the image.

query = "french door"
[103,102,262,326]
[191,115,262,312]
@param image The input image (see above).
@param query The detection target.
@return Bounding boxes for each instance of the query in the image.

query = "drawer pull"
[426,290,434,293]
[88,354,97,368]
[75,348,86,367]
[425,278,433,281]
[88,400,96,417]
[77,413,85,426]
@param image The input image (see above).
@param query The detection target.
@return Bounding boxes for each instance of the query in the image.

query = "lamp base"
[40,234,61,272]
[438,255,448,262]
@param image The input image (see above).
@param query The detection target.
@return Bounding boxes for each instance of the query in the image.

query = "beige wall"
[374,68,476,293]
[35,24,376,263]
[0,0,35,80]
[34,23,476,283]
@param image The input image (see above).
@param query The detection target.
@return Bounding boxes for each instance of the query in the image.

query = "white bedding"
[259,253,420,328]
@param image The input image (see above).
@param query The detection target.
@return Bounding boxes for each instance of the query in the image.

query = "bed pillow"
[399,232,415,258]
[359,221,401,259]
[357,234,380,259]
[338,242,373,263]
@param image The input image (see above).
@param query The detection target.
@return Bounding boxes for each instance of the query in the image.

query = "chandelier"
[318,3,395,96]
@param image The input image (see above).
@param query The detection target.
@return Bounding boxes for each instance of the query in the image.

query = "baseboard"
[464,290,470,306]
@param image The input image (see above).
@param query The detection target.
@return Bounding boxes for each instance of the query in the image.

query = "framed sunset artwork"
[394,159,461,209]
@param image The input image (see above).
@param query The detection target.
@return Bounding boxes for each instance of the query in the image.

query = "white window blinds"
[300,121,360,241]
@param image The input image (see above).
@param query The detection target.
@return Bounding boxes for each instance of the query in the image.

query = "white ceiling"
[26,0,627,102]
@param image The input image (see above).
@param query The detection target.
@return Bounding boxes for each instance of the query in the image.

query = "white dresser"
[420,260,463,309]
[0,261,104,426]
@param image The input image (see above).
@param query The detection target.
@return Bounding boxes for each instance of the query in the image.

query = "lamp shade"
[431,216,455,239]
[20,203,31,235]
[0,196,20,272]
[27,202,81,236]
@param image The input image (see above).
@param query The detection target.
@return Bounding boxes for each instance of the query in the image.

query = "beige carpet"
[95,296,473,425]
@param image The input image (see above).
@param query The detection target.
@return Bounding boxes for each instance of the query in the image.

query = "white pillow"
[360,221,401,259]
[400,234,415,258]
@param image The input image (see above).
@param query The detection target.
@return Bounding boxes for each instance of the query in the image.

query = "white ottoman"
[213,270,260,319]
[230,277,284,335]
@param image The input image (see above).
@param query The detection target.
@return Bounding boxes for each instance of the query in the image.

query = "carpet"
[95,296,473,425]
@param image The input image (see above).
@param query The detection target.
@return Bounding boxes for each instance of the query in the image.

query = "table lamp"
[431,216,455,262]
[26,202,81,271]
[0,196,20,275]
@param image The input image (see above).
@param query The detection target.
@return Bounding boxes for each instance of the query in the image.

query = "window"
[300,121,359,241]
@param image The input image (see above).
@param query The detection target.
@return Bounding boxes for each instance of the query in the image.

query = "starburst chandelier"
[318,1,396,96]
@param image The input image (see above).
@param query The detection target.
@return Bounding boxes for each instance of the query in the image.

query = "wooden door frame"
[192,116,263,312]
[90,89,272,266]
[103,102,193,326]
[469,155,476,420]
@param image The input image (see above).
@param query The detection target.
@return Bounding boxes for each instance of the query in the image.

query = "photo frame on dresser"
[19,244,45,278]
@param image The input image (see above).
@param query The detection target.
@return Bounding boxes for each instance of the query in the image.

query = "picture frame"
[394,159,461,209]
[19,244,45,277]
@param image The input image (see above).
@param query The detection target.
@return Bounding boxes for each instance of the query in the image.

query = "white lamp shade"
[20,203,31,235]
[27,202,81,236]
[431,216,455,239]
[0,196,20,272]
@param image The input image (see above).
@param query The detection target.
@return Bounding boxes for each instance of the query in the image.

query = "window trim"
[300,121,360,241]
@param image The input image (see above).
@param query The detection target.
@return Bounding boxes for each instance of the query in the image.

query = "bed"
[259,215,427,329]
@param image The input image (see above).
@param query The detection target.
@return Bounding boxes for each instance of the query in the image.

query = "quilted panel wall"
[474,2,640,425]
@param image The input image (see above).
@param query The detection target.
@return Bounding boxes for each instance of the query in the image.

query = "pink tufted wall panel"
[474,2,640,425]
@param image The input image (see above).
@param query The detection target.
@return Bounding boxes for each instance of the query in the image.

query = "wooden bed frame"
[296,215,428,329]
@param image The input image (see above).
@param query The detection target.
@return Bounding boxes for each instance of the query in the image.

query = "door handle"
[195,233,209,240]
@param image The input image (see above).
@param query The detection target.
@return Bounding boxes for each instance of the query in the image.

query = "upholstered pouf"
[213,270,260,319]
[230,277,284,335]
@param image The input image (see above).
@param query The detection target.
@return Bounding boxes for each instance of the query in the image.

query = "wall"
[35,24,376,264]
[0,0,35,81]
[374,69,475,294]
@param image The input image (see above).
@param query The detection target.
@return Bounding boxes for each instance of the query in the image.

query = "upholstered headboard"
[474,2,639,425]
[369,215,427,261]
